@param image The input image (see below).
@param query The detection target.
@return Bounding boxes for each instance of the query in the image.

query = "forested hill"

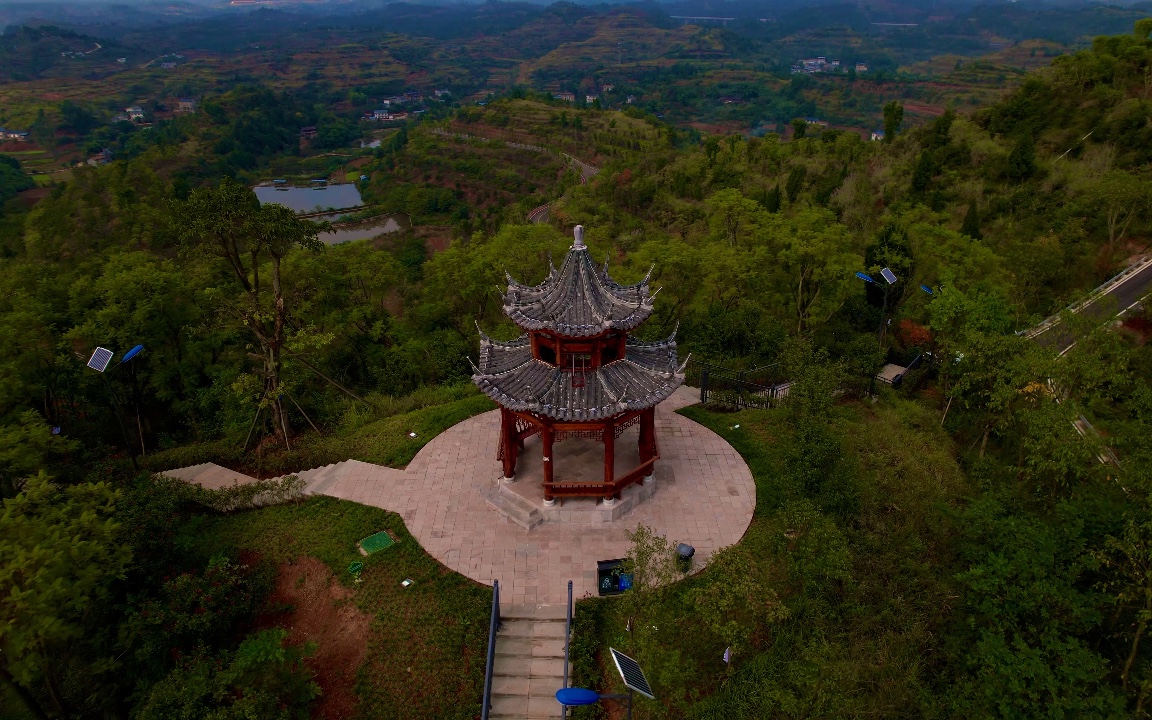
[981,20,1152,167]
[0,25,143,81]
[2,20,1152,720]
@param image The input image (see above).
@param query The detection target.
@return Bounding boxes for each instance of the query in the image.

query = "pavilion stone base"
[481,433,659,528]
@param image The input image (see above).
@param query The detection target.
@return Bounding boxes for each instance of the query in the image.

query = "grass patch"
[187,496,490,720]
[32,174,51,186]
[571,397,969,718]
[144,385,495,477]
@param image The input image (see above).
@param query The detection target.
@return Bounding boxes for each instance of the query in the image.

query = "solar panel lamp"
[557,648,653,719]
[555,688,637,718]
[854,268,898,346]
[85,346,139,471]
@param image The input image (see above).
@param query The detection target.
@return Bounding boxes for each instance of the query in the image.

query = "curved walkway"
[322,387,756,606]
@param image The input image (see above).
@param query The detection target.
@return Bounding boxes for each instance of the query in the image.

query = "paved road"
[1030,257,1152,354]
[527,204,550,224]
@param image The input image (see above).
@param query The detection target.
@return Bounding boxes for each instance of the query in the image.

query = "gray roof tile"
[503,243,654,338]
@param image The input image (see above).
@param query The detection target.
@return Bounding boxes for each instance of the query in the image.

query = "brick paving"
[323,386,756,607]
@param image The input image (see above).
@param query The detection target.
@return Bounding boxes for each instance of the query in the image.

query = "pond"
[253,183,363,213]
[318,216,406,245]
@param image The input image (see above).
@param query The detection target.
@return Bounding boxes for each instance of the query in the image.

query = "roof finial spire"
[573,224,585,249]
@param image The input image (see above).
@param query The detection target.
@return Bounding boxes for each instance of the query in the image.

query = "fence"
[561,580,573,720]
[481,580,500,720]
[686,361,792,410]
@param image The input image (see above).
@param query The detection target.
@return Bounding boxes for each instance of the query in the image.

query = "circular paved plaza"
[323,387,756,606]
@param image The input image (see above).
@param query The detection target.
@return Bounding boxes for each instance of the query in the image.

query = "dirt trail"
[258,557,371,720]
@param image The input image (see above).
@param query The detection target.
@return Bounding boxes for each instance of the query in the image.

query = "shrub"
[133,628,320,720]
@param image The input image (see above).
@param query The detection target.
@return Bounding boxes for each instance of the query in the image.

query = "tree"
[882,101,904,143]
[0,411,77,498]
[59,101,99,136]
[421,224,567,334]
[178,179,326,447]
[1006,133,1036,182]
[134,628,320,720]
[1089,170,1148,253]
[759,208,863,333]
[688,546,788,668]
[791,117,808,139]
[28,110,55,150]
[707,189,766,247]
[785,165,807,203]
[948,497,1123,717]
[911,150,935,195]
[761,184,781,213]
[961,199,982,240]
[0,155,33,211]
[0,474,131,718]
[703,135,721,167]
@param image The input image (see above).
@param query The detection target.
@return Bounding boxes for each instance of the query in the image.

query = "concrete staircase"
[489,604,567,719]
[161,462,258,490]
[287,460,354,497]
[163,460,361,503]
[482,485,544,530]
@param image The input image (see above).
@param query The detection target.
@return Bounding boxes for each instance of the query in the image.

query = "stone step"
[488,694,562,718]
[161,462,219,484]
[495,637,566,659]
[490,655,566,678]
[303,463,345,496]
[490,675,569,698]
[499,620,569,640]
[482,486,543,530]
[501,604,567,621]
[190,463,258,490]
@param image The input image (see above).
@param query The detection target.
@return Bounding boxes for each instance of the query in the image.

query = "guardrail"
[528,203,550,223]
[481,579,500,720]
[1022,255,1152,340]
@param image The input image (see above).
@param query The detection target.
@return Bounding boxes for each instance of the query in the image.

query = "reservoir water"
[319,216,406,245]
[253,183,364,213]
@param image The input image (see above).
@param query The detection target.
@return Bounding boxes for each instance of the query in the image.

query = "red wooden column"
[542,424,555,503]
[500,408,517,479]
[639,407,656,464]
[603,418,616,499]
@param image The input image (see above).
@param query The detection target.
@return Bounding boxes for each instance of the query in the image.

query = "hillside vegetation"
[1,17,1152,720]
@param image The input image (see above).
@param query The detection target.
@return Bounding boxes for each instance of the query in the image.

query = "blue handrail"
[481,580,500,720]
[562,580,573,719]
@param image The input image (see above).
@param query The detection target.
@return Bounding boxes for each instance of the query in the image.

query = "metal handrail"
[562,580,573,720]
[481,580,500,720]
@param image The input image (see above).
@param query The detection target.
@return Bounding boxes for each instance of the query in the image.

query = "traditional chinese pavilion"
[472,226,686,506]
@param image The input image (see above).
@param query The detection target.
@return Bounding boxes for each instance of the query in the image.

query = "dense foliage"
[2,17,1152,720]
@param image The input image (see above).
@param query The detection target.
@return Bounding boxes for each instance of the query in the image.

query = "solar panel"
[609,648,655,700]
[880,267,898,285]
[87,347,114,372]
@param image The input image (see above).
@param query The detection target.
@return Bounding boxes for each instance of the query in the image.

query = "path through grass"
[189,496,491,720]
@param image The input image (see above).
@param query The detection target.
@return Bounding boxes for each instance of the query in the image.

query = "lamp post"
[118,344,147,458]
[86,346,140,472]
[856,267,898,345]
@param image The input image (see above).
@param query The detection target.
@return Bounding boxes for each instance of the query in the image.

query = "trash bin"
[676,543,695,573]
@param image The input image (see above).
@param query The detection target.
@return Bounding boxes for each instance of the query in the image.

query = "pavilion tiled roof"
[472,334,685,421]
[503,226,654,338]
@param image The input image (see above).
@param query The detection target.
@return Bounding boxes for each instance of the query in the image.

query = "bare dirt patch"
[258,557,370,720]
